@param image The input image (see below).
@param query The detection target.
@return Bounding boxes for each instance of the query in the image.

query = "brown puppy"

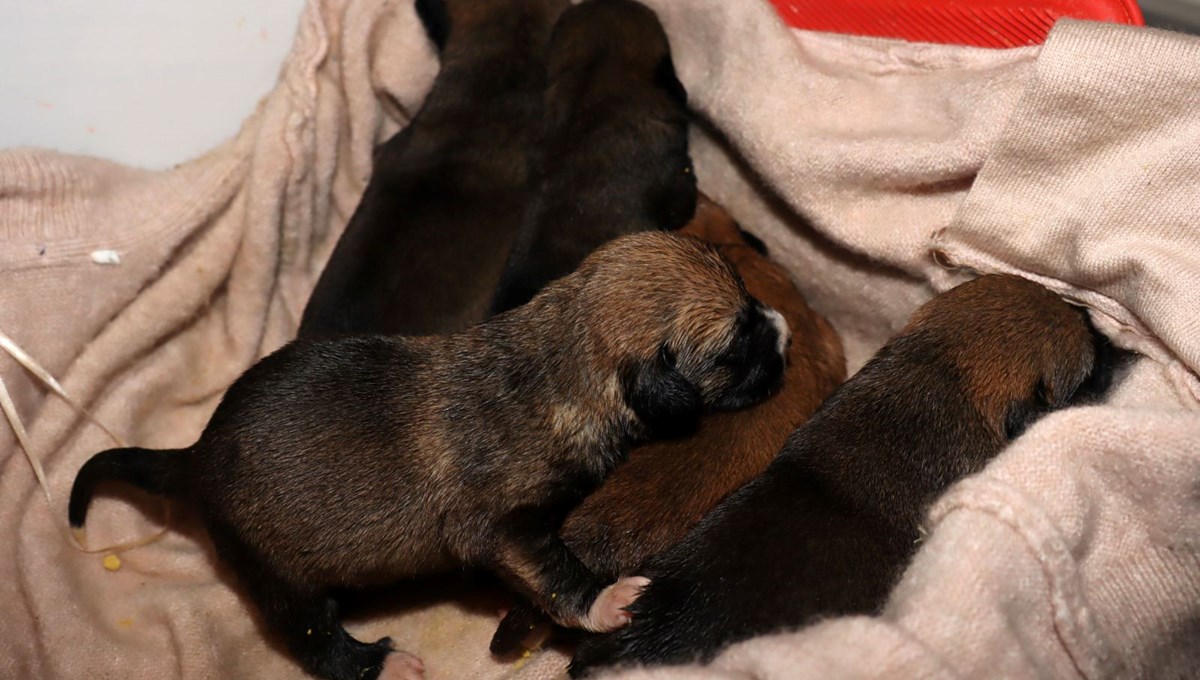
[299,0,566,338]
[68,232,790,680]
[489,0,697,315]
[489,195,845,655]
[570,274,1116,676]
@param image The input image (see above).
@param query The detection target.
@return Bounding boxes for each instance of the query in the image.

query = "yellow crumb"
[306,629,312,636]
[512,649,533,671]
[117,618,133,630]
[102,554,121,571]
[550,592,557,600]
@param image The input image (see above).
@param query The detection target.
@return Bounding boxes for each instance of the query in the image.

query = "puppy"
[488,195,845,655]
[68,232,790,680]
[299,0,566,338]
[489,0,697,315]
[570,274,1115,675]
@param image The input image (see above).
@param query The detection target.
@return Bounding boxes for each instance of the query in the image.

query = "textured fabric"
[1,0,1197,678]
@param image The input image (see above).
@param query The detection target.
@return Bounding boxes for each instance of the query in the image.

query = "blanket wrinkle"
[927,475,1115,679]
[2,1,1200,679]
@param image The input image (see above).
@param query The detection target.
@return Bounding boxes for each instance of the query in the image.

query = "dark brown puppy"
[489,0,697,315]
[489,195,845,655]
[68,232,789,680]
[570,274,1115,676]
[299,0,566,338]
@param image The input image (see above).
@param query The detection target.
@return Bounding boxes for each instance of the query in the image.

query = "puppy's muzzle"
[713,302,789,411]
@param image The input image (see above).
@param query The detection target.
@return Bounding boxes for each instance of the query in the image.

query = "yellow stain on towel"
[102,554,122,571]
[117,618,133,630]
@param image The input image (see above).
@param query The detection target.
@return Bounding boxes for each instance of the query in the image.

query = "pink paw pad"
[379,651,425,680]
[581,576,650,633]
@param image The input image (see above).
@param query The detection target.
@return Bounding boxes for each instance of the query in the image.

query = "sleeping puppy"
[570,274,1115,676]
[489,195,845,655]
[489,0,697,315]
[299,0,566,338]
[68,232,790,680]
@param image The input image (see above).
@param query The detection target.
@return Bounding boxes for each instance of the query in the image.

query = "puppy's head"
[677,196,794,320]
[416,0,566,52]
[679,194,843,384]
[546,0,686,109]
[903,274,1109,440]
[573,232,789,438]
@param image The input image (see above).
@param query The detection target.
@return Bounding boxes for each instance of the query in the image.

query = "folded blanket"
[0,0,1196,678]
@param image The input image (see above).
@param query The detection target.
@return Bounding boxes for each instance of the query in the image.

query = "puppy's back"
[300,0,566,338]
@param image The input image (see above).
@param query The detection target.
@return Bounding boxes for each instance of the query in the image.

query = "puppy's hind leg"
[222,540,420,680]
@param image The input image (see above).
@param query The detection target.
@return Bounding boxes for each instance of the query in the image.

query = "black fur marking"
[710,304,785,410]
[621,345,703,439]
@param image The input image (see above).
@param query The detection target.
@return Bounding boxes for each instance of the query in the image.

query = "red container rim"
[768,0,1145,48]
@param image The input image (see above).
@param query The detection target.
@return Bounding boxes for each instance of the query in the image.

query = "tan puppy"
[490,195,845,655]
[68,232,789,680]
[571,274,1116,675]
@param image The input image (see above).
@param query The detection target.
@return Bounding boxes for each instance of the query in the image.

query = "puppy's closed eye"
[621,344,703,439]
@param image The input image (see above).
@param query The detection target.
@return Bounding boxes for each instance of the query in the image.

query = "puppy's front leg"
[493,512,647,633]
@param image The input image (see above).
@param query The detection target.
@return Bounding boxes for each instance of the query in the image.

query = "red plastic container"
[769,0,1144,47]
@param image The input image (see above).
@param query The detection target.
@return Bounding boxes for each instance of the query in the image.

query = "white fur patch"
[764,306,790,358]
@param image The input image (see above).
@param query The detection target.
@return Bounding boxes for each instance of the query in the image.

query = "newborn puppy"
[489,195,845,655]
[489,0,697,315]
[68,232,789,680]
[570,274,1114,675]
[299,0,566,338]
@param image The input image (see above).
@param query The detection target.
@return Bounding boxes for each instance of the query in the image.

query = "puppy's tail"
[68,447,190,529]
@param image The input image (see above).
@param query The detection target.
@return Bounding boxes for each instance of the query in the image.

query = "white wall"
[1142,0,1200,32]
[0,0,307,169]
[2,0,1195,171]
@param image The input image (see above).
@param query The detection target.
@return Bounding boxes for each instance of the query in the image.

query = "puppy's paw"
[379,651,425,680]
[580,576,650,633]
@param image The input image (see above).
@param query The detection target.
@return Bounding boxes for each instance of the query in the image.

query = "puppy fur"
[570,274,1116,675]
[488,0,697,315]
[298,0,567,338]
[489,195,845,655]
[68,232,789,680]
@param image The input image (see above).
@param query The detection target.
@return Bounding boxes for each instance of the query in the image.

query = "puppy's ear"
[737,227,769,256]
[415,0,451,52]
[1004,308,1119,439]
[621,345,703,439]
